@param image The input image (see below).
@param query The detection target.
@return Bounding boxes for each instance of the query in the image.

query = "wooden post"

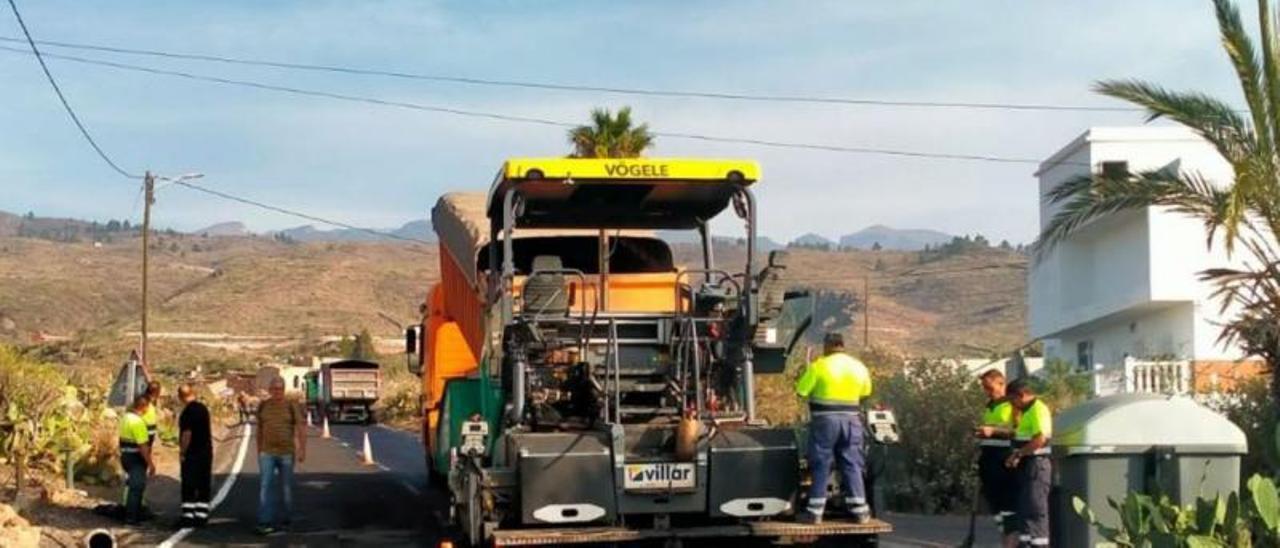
[863,275,870,348]
[140,172,154,368]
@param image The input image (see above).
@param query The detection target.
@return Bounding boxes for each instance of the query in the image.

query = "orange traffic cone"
[362,432,376,466]
[321,416,331,439]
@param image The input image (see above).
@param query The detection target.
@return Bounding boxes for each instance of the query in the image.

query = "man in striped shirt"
[255,377,306,535]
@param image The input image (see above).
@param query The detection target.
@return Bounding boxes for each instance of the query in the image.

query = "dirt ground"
[3,419,240,547]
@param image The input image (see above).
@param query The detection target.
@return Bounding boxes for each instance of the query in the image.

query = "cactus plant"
[1075,491,1251,547]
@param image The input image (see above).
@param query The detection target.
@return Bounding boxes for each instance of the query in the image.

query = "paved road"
[172,420,1000,547]
[178,422,447,547]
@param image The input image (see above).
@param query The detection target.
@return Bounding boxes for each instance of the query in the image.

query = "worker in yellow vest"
[1005,378,1053,548]
[974,369,1018,546]
[119,394,156,525]
[795,332,873,524]
[143,381,161,446]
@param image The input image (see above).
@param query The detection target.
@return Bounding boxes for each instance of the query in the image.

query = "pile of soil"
[0,503,40,548]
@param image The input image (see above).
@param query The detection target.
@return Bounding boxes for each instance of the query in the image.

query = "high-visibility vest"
[979,399,1014,448]
[119,411,149,455]
[794,352,872,413]
[142,403,158,443]
[1014,399,1053,455]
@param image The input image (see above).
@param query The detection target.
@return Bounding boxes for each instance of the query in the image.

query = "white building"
[1030,126,1261,393]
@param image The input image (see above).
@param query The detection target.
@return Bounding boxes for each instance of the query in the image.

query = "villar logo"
[630,464,691,484]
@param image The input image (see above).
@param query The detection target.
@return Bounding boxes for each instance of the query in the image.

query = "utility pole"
[863,275,870,348]
[136,171,201,373]
[140,171,155,369]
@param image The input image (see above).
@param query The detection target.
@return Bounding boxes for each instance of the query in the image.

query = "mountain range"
[6,210,962,250]
[838,225,953,251]
[273,221,433,243]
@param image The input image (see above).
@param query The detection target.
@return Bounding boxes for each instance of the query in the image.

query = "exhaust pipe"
[506,344,528,425]
[84,529,115,548]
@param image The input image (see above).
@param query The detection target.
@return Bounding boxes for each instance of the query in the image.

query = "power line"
[0,45,1063,166]
[3,1,140,179]
[170,179,433,248]
[0,35,1144,114]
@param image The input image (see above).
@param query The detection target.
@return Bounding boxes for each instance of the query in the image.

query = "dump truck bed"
[321,360,380,402]
[490,517,892,546]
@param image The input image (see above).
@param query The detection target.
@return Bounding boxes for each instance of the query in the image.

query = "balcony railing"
[1090,357,1191,397]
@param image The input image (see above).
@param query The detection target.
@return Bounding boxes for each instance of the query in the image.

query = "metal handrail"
[609,318,621,423]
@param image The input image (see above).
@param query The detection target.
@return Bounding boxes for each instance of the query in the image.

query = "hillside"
[0,233,1025,357]
[0,235,434,339]
[839,225,953,251]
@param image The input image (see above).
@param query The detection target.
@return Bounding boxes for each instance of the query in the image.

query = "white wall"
[1031,126,1247,367]
[1046,304,1195,367]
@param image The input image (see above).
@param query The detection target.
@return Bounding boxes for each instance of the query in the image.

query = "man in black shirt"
[178,384,213,527]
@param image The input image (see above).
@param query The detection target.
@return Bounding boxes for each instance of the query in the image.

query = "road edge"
[156,422,252,548]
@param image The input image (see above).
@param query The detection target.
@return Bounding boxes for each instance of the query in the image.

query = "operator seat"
[523,255,570,317]
[754,250,789,345]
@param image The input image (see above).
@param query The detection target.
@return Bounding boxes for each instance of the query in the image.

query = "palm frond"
[1094,80,1256,163]
[1257,0,1280,145]
[566,106,654,158]
[1033,170,1232,260]
[1214,0,1274,148]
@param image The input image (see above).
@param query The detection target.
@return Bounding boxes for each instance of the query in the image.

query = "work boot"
[850,505,872,524]
[796,511,823,525]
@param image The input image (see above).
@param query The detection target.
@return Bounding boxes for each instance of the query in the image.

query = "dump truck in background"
[317,359,381,424]
[405,158,892,547]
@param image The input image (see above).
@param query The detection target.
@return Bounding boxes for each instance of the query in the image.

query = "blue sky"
[0,0,1248,243]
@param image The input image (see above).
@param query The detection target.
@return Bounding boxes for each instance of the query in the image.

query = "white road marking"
[399,479,422,496]
[158,423,253,548]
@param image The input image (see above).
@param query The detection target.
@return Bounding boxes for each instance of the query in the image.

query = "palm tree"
[567,107,654,158]
[1034,0,1280,403]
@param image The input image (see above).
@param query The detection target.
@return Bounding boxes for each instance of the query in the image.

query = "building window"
[1099,161,1130,179]
[1077,340,1094,371]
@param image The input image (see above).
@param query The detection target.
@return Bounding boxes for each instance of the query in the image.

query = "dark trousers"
[181,453,213,525]
[121,453,147,522]
[806,413,866,515]
[979,445,1017,531]
[1017,455,1051,547]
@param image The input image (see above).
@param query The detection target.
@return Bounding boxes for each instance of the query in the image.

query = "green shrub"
[875,358,986,513]
[0,345,108,498]
[1029,358,1090,412]
[1206,379,1278,486]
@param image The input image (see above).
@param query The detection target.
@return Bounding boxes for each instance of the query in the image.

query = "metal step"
[618,406,678,416]
[616,381,669,393]
[490,518,892,546]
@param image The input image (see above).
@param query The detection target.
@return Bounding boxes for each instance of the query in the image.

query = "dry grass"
[2,236,1023,359]
[0,235,435,341]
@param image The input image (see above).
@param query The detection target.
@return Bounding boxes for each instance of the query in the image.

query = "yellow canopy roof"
[486,157,761,229]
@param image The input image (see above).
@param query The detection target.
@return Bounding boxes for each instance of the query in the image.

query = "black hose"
[40,530,70,548]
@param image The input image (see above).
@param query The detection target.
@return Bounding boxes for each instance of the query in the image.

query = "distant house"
[1029,127,1264,394]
